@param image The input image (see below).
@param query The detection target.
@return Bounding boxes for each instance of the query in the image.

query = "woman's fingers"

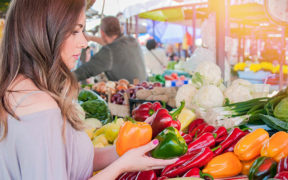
[136,139,159,153]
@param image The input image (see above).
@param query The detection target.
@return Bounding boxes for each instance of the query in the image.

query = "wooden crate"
[108,91,130,117]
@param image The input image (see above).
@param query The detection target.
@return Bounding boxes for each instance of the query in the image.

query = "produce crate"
[107,92,130,117]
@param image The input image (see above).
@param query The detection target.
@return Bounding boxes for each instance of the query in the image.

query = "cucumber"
[258,114,288,132]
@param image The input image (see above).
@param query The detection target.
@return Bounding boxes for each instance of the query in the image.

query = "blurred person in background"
[74,16,147,83]
[166,44,179,61]
[144,39,168,75]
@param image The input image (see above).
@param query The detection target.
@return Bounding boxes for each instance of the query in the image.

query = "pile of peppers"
[120,100,288,179]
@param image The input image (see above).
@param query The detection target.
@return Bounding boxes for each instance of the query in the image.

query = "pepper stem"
[211,145,221,152]
[199,171,214,180]
[170,101,185,120]
[149,109,155,116]
[212,133,217,139]
[162,101,166,109]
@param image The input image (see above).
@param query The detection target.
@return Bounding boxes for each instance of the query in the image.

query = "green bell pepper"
[249,156,277,180]
[151,127,187,159]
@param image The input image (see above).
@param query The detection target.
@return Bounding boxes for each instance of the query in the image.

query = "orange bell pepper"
[116,121,152,156]
[234,128,269,161]
[241,156,259,175]
[202,152,242,178]
[261,131,288,162]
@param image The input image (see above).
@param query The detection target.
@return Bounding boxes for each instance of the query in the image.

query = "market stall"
[79,56,288,179]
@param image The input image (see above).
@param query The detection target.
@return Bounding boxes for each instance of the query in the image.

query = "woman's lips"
[73,54,80,59]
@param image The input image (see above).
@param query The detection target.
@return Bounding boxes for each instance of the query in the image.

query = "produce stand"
[80,56,288,179]
[78,1,288,180]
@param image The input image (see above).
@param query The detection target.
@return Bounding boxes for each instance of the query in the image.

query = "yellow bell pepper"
[202,152,242,178]
[92,134,109,147]
[178,108,196,132]
[261,131,288,162]
[234,128,269,161]
[241,156,259,175]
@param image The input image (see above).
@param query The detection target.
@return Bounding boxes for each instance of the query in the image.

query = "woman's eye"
[72,30,79,34]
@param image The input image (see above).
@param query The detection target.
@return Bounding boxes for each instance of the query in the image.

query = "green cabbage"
[274,97,288,121]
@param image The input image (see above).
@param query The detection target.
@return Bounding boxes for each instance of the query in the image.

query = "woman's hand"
[116,139,178,173]
[90,139,178,180]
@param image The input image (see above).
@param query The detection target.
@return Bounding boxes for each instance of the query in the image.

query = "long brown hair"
[0,0,86,140]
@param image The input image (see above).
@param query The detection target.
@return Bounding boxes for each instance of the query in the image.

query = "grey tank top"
[0,91,94,180]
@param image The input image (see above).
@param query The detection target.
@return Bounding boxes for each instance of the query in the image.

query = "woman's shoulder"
[7,77,59,117]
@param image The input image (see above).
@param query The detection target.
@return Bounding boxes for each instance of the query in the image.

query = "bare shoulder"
[8,77,59,117]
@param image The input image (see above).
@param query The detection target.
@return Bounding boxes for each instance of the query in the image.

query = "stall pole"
[192,5,196,52]
[279,27,286,90]
[215,0,226,78]
[152,20,156,39]
[135,15,139,39]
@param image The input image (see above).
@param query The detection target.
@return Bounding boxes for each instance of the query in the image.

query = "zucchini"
[258,114,288,131]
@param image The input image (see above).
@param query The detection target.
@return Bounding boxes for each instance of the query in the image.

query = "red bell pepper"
[189,123,207,138]
[132,102,162,122]
[187,132,216,153]
[182,133,193,144]
[214,128,247,156]
[162,147,217,178]
[135,170,157,180]
[198,125,216,137]
[161,149,201,175]
[278,156,288,173]
[151,101,184,137]
[188,118,205,134]
[213,126,228,139]
[274,171,288,180]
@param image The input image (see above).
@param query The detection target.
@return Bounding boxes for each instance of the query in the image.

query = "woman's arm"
[85,34,105,45]
[90,140,178,180]
[93,145,119,171]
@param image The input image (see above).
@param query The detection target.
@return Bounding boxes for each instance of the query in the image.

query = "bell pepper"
[116,121,152,156]
[132,102,162,122]
[161,149,202,175]
[278,156,288,173]
[241,157,259,175]
[162,147,217,178]
[182,133,193,144]
[249,156,277,180]
[151,101,184,137]
[274,171,288,180]
[234,128,269,161]
[135,170,157,180]
[178,107,196,132]
[202,152,242,178]
[189,123,207,138]
[151,127,187,159]
[198,125,216,137]
[261,131,288,162]
[214,128,247,156]
[187,132,216,153]
[188,118,205,134]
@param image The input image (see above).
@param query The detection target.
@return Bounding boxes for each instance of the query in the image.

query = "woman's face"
[61,10,87,70]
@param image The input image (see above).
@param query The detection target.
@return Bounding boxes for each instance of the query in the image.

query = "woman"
[0,0,177,179]
[144,39,168,75]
